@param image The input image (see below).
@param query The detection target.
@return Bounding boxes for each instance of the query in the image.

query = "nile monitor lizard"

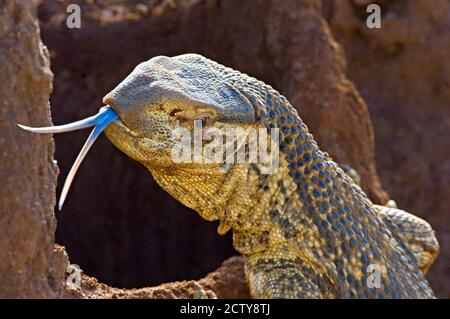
[20,54,439,298]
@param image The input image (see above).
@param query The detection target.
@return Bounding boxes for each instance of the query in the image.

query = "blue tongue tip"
[18,106,119,210]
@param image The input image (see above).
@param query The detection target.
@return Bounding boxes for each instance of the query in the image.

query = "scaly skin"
[341,165,439,275]
[103,54,438,298]
[374,205,439,275]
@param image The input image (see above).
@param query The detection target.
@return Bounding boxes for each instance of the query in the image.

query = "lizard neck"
[226,82,377,261]
[235,83,425,295]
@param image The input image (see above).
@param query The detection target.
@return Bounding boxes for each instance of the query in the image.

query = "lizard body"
[21,53,438,298]
[101,54,437,298]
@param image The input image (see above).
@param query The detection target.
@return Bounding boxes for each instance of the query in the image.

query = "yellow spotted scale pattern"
[209,60,434,298]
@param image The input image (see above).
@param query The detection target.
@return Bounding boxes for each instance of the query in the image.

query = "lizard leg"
[341,164,439,274]
[374,205,439,274]
[244,249,334,299]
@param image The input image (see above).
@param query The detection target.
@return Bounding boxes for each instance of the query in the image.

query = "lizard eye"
[172,109,216,128]
[195,118,206,127]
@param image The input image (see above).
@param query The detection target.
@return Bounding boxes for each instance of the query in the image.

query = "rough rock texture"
[62,256,249,299]
[37,0,389,293]
[0,0,59,298]
[326,0,450,298]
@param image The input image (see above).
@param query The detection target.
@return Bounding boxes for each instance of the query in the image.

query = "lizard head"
[101,54,276,220]
[18,54,269,217]
[102,54,256,169]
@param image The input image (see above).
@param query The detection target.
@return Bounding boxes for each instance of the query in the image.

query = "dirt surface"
[60,256,249,299]
[0,0,446,298]
[0,0,59,298]
[326,0,450,297]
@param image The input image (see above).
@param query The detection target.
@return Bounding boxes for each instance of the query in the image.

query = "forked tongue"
[18,106,119,210]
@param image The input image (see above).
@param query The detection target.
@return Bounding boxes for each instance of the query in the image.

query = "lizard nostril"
[102,92,113,105]
[102,94,123,115]
[102,96,124,121]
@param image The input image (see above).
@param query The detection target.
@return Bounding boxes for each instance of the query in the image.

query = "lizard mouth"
[18,106,119,210]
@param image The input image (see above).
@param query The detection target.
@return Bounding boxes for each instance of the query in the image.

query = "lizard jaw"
[18,106,119,210]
